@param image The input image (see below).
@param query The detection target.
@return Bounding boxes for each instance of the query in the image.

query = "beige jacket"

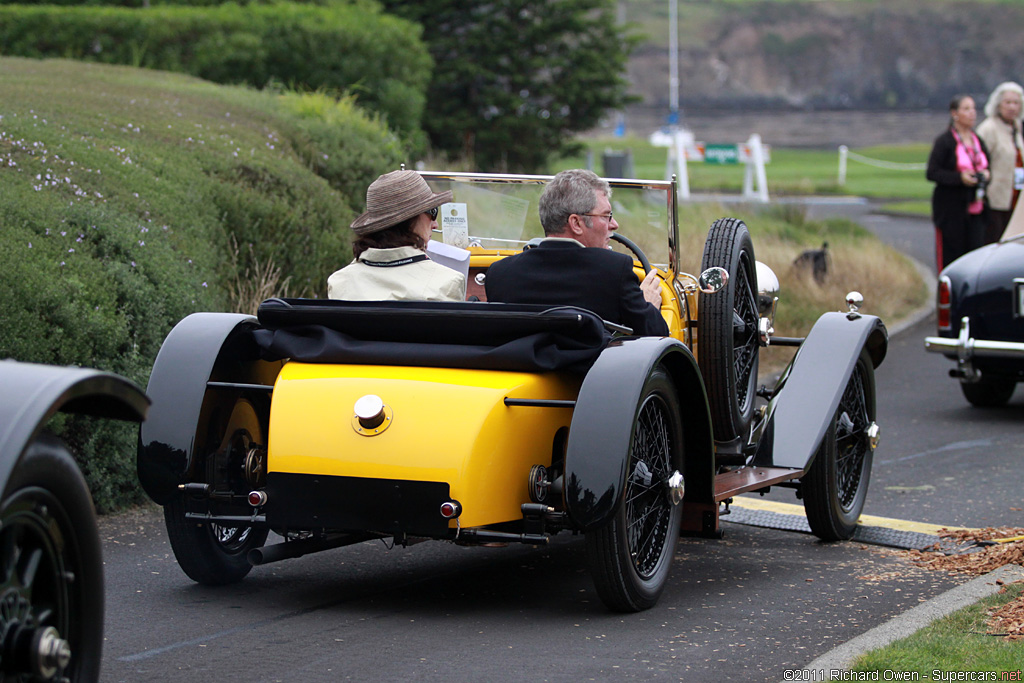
[327,246,466,302]
[976,116,1024,211]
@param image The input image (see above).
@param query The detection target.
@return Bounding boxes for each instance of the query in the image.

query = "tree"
[381,0,635,173]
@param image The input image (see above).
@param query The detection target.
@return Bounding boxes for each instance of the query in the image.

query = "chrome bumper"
[924,317,1024,381]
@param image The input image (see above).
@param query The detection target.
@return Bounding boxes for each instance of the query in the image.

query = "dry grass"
[227,235,293,315]
[673,203,929,375]
[758,237,926,335]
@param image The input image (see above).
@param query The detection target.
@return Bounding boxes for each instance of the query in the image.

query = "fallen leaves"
[987,589,1024,641]
[908,526,1024,641]
[910,527,1024,576]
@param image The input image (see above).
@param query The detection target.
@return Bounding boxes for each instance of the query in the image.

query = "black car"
[0,360,149,682]
[924,226,1024,406]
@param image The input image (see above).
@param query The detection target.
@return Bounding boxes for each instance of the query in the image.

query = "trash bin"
[602,150,633,178]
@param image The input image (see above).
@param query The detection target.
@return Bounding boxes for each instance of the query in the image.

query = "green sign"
[704,144,740,165]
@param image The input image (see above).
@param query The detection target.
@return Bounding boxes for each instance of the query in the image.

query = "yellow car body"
[269,362,579,529]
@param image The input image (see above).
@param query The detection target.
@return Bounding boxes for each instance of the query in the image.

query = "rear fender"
[752,312,887,470]
[0,360,149,485]
[137,313,282,504]
[564,337,715,531]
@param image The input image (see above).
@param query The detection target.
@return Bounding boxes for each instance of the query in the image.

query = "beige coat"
[327,246,466,302]
[976,116,1024,211]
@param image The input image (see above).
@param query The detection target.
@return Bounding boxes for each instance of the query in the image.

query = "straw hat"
[350,170,452,236]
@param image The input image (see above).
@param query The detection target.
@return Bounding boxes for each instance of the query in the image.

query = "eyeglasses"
[426,206,438,220]
[579,212,613,222]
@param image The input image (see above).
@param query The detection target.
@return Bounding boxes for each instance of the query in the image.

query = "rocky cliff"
[627,1,1024,113]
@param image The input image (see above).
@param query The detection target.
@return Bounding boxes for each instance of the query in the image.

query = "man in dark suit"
[485,169,669,336]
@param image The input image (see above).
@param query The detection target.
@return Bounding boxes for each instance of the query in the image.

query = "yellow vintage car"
[138,171,887,612]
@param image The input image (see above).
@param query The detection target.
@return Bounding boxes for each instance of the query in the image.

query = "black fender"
[564,337,716,531]
[0,359,149,485]
[752,312,887,470]
[138,312,281,504]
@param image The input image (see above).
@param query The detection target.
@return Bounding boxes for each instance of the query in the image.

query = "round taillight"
[439,501,462,519]
[248,490,267,507]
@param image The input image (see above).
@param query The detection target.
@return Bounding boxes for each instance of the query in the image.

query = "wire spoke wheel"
[834,368,870,512]
[731,255,760,410]
[586,368,684,612]
[802,349,877,541]
[212,524,253,549]
[697,217,760,443]
[625,394,673,578]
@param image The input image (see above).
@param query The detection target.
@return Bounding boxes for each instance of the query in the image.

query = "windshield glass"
[421,172,677,271]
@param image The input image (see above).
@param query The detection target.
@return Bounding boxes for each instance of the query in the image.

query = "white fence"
[837,145,926,185]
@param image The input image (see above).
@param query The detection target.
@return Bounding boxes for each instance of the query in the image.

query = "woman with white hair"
[976,81,1024,243]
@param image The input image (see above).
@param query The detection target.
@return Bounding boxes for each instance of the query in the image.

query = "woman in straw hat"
[328,170,466,301]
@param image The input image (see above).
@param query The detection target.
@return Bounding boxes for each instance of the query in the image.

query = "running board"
[714,466,803,502]
[682,467,804,539]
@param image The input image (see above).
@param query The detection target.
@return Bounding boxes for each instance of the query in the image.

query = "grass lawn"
[553,136,934,214]
[848,581,1024,676]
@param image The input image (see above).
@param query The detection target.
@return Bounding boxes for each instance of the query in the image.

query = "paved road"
[845,209,1024,529]
[97,209,1023,682]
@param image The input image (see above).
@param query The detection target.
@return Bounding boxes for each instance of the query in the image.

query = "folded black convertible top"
[252,298,613,372]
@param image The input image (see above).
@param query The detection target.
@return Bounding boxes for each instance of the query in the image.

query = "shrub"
[278,90,407,206]
[0,2,431,141]
[0,57,401,511]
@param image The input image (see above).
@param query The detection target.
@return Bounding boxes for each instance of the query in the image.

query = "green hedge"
[0,2,430,140]
[0,57,403,511]
[0,0,340,5]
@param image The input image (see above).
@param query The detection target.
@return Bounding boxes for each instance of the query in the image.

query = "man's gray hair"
[539,169,612,235]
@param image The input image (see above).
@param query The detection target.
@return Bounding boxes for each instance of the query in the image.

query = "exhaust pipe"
[248,532,378,566]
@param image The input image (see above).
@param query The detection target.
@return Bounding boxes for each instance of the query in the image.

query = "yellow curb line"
[730,496,969,535]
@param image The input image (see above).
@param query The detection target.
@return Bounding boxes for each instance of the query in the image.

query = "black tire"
[586,369,684,612]
[960,377,1016,407]
[0,434,104,682]
[697,217,760,443]
[164,499,269,585]
[802,349,876,541]
[164,399,269,585]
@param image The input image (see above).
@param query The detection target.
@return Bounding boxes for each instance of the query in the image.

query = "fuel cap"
[352,394,393,436]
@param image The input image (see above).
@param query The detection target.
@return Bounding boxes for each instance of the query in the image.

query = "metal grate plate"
[722,505,940,551]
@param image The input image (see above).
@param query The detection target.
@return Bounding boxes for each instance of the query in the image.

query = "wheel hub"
[664,471,684,506]
[0,589,71,680]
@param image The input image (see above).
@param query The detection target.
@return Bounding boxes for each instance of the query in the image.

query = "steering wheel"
[610,233,652,274]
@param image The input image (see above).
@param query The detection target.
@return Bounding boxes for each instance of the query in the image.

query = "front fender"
[138,312,274,504]
[564,337,715,531]
[0,359,149,485]
[752,312,887,469]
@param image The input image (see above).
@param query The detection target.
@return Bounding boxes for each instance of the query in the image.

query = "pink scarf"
[953,129,989,214]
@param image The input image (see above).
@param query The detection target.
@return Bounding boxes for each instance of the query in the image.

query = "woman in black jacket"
[927,94,991,271]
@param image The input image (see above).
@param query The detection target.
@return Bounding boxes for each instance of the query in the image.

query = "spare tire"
[697,217,759,444]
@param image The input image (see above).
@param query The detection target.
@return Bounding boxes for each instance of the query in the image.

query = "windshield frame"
[419,170,680,277]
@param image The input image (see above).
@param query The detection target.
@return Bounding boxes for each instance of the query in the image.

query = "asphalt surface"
[97,207,1024,682]
[100,508,965,682]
